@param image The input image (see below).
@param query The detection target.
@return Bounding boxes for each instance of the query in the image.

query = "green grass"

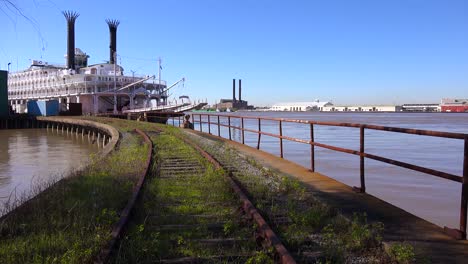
[389,242,416,264]
[112,131,272,263]
[0,119,149,263]
[0,117,392,263]
[185,134,390,263]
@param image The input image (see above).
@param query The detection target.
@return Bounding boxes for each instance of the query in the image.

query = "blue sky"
[1,0,467,106]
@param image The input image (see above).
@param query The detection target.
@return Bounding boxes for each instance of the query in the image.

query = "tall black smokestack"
[232,79,236,102]
[239,79,242,102]
[63,11,79,70]
[106,19,120,64]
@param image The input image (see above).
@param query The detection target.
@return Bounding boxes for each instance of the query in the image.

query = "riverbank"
[0,117,148,263]
[1,117,466,263]
[186,111,468,230]
[184,129,468,263]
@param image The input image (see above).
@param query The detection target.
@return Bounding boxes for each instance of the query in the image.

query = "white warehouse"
[321,105,402,112]
[270,100,333,111]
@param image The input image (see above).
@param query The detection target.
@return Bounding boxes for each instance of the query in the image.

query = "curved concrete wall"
[36,117,119,156]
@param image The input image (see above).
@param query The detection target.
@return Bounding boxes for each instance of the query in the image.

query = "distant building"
[215,99,252,110]
[321,105,402,112]
[440,98,468,112]
[270,100,333,111]
[216,79,253,110]
[401,103,439,112]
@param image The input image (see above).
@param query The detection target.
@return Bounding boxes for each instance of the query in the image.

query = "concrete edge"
[37,116,120,157]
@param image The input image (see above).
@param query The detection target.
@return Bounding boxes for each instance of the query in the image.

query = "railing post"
[228,116,231,141]
[172,116,175,126]
[241,117,245,145]
[179,115,181,126]
[257,118,261,150]
[199,114,202,132]
[208,115,211,134]
[279,120,283,158]
[217,115,221,137]
[310,123,315,172]
[359,126,366,193]
[460,136,468,239]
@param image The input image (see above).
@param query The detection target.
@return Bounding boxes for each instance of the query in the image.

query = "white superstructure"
[6,11,205,115]
[7,53,169,115]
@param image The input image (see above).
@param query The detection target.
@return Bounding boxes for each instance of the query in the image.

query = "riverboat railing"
[174,113,468,240]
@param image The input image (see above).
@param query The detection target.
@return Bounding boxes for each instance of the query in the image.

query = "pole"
[279,120,283,158]
[113,51,117,114]
[208,115,211,134]
[158,57,162,87]
[310,123,315,172]
[360,126,366,193]
[460,137,468,239]
[199,115,202,132]
[131,70,135,94]
[218,116,221,137]
[228,116,231,140]
[241,117,245,144]
[257,118,261,150]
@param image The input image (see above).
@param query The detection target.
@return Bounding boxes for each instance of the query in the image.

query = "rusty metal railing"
[179,113,468,240]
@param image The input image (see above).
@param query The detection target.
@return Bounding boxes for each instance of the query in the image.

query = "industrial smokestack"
[239,79,242,102]
[232,79,236,102]
[63,11,79,70]
[106,19,120,64]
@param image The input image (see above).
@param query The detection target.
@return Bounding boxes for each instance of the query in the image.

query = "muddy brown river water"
[0,128,98,212]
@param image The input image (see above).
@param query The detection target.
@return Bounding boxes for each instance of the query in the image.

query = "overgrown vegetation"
[0,117,416,263]
[113,131,273,263]
[184,132,391,263]
[389,242,416,264]
[0,119,149,263]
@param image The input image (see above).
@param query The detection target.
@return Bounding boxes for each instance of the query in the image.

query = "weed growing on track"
[113,131,273,263]
[0,122,148,263]
[183,131,391,263]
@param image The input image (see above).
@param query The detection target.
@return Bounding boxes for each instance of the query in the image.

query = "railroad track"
[101,128,295,263]
[178,131,397,264]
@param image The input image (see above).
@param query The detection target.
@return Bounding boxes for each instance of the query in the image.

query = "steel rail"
[175,131,297,264]
[95,128,153,263]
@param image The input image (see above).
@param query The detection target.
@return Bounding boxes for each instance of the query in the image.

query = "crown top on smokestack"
[63,10,79,23]
[106,19,120,29]
[63,10,79,70]
[106,19,120,64]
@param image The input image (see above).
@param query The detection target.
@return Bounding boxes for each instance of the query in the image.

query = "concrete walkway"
[190,130,468,263]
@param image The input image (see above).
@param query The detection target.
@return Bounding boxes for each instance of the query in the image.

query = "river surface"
[0,129,98,212]
[189,112,468,229]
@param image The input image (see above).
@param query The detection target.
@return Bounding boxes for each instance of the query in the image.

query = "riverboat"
[6,11,206,116]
